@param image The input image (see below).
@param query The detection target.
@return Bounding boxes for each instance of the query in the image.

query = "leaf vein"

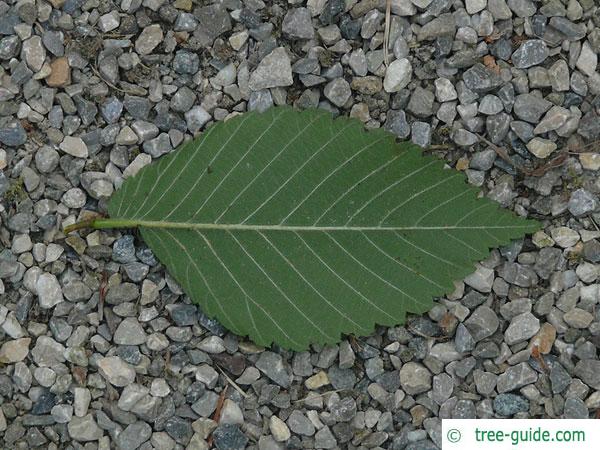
[196,230,299,347]
[360,231,447,291]
[241,121,355,224]
[259,231,370,333]
[188,109,287,222]
[226,231,334,342]
[293,231,397,323]
[280,134,391,225]
[378,173,463,226]
[344,160,438,226]
[213,110,326,223]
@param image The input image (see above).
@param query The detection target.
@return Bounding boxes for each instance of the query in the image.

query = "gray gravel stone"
[464,265,494,292]
[172,50,199,75]
[400,362,432,395]
[511,40,548,68]
[0,338,30,364]
[527,137,557,159]
[453,129,478,146]
[60,136,88,158]
[407,87,435,118]
[550,363,572,394]
[213,424,248,450]
[385,110,410,138]
[497,362,538,393]
[514,94,552,123]
[324,78,351,107]
[287,410,315,436]
[164,416,192,444]
[36,273,63,308]
[504,312,540,345]
[383,58,412,93]
[494,394,529,416]
[432,373,453,405]
[97,357,136,387]
[568,189,597,216]
[114,318,147,345]
[574,360,600,389]
[534,106,570,134]
[135,24,163,55]
[434,77,457,102]
[411,122,431,148]
[465,306,499,342]
[563,398,588,419]
[283,8,314,40]
[417,13,456,41]
[462,63,503,93]
[67,414,103,442]
[22,36,45,72]
[249,48,293,91]
[256,352,292,388]
[0,120,27,147]
[185,106,211,132]
[116,422,151,449]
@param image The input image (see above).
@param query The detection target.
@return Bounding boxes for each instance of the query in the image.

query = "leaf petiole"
[63,218,140,234]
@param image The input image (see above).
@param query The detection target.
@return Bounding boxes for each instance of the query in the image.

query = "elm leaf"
[68,107,540,350]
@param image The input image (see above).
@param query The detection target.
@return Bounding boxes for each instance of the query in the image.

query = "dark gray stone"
[511,40,548,68]
[407,87,435,118]
[513,94,552,123]
[172,50,199,75]
[116,422,152,449]
[494,394,529,416]
[462,63,503,93]
[282,8,314,40]
[256,352,292,388]
[213,424,248,450]
[164,416,193,444]
[0,120,27,147]
[385,110,410,138]
[193,5,232,45]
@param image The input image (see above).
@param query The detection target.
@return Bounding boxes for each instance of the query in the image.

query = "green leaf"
[87,107,540,350]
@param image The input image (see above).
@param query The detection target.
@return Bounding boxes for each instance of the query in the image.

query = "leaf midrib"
[89,218,536,232]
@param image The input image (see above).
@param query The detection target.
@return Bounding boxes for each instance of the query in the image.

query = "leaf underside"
[108,107,539,350]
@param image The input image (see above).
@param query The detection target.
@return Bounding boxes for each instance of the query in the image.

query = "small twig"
[407,320,448,341]
[293,389,347,404]
[426,144,453,151]
[102,33,134,39]
[216,365,248,398]
[589,215,600,232]
[138,60,153,71]
[531,345,549,374]
[526,152,568,177]
[476,134,567,177]
[90,64,139,95]
[528,211,569,221]
[567,139,600,153]
[31,136,44,146]
[348,335,362,353]
[477,134,516,167]
[383,0,391,66]
[98,271,108,321]
[207,385,229,447]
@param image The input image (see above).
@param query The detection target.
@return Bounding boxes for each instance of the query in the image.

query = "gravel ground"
[1,0,600,449]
